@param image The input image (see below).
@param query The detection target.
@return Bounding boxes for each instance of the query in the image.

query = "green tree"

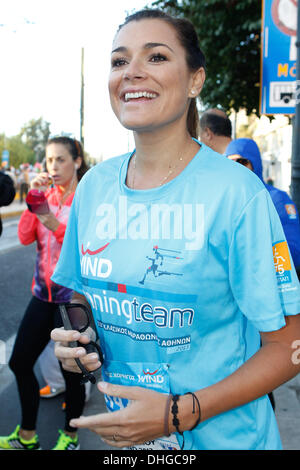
[153,0,262,116]
[20,117,51,162]
[0,134,35,168]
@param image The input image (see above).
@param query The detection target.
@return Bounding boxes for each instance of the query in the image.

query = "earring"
[191,90,196,95]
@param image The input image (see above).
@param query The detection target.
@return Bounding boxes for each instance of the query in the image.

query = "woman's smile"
[122,90,159,102]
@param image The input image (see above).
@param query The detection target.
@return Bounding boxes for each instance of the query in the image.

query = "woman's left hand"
[69,381,172,448]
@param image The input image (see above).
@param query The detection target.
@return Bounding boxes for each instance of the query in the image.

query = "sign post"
[260,0,298,114]
[261,0,300,213]
[1,150,9,168]
[291,2,300,213]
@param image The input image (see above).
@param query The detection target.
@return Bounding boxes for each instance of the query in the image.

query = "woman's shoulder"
[201,144,265,192]
[193,143,268,212]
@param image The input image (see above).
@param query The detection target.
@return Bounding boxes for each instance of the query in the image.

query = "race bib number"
[102,360,181,450]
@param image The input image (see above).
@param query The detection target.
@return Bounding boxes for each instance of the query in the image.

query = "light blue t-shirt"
[52,141,300,450]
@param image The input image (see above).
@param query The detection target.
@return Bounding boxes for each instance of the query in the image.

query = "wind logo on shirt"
[80,242,112,278]
[273,241,292,284]
[138,369,165,384]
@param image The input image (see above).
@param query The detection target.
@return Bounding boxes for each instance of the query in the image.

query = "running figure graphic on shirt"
[139,246,183,284]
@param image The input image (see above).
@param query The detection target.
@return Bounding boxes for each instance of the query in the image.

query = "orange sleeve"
[18,209,38,245]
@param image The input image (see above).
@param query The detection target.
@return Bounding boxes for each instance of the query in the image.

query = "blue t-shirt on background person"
[52,140,300,450]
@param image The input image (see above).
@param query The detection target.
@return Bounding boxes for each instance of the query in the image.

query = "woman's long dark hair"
[46,136,89,181]
[118,9,206,138]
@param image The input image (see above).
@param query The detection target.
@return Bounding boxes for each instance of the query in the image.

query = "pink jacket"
[18,186,74,303]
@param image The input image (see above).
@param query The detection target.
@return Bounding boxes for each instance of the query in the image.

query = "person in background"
[39,340,66,399]
[199,108,232,154]
[225,138,300,273]
[51,9,300,451]
[0,170,15,236]
[4,166,17,189]
[18,166,30,204]
[0,136,89,450]
[38,338,91,411]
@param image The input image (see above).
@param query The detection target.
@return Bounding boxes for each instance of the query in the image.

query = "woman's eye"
[150,53,167,63]
[111,58,127,68]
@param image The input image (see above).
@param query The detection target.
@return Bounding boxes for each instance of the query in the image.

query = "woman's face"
[109,19,202,133]
[46,143,80,188]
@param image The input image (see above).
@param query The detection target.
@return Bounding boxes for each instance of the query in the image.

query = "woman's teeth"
[124,91,157,102]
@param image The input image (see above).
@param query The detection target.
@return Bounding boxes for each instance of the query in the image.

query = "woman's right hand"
[50,327,102,374]
[30,172,51,191]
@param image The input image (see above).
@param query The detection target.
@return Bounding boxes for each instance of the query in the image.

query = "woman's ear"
[189,67,206,98]
[75,157,82,170]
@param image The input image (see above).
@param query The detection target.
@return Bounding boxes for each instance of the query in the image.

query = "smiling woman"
[109,15,205,146]
[51,8,300,452]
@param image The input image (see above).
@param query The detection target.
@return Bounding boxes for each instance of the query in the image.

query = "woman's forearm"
[197,342,297,422]
[175,315,300,432]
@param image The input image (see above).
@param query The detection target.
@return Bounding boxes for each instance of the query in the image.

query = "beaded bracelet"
[171,395,182,434]
[168,392,202,450]
[171,394,184,449]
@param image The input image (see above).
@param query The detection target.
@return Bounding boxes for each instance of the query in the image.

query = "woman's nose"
[50,160,58,171]
[123,58,146,81]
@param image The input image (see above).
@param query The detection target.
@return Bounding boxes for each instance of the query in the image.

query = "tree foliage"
[0,117,51,168]
[153,0,262,116]
[20,117,51,162]
[0,134,35,168]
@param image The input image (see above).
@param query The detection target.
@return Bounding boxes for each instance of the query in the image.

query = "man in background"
[199,108,233,154]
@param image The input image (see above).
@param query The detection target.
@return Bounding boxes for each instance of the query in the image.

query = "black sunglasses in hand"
[59,303,104,384]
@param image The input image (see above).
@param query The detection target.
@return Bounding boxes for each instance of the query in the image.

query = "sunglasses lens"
[236,158,250,166]
[67,306,89,331]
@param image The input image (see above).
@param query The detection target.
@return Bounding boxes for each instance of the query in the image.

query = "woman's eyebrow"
[111,42,174,54]
[111,46,127,54]
[144,42,174,53]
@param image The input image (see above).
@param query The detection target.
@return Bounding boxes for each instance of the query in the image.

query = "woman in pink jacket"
[0,136,89,450]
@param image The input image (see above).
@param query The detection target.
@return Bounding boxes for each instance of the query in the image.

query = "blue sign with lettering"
[260,0,298,114]
[2,150,9,166]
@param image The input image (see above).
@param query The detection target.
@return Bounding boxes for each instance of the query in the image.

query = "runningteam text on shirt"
[82,289,194,354]
[83,290,194,329]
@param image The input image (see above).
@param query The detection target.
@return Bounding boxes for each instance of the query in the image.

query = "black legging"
[9,296,86,433]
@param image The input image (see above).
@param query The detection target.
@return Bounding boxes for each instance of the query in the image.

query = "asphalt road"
[0,217,112,451]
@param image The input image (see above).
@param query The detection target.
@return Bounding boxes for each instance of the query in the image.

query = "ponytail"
[187,99,200,139]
